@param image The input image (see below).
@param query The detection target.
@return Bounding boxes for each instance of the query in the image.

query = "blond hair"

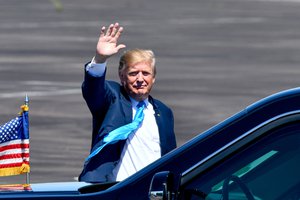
[119,49,156,77]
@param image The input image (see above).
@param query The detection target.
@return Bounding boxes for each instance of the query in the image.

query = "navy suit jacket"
[79,66,176,183]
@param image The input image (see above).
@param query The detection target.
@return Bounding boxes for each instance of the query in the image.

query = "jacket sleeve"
[82,63,112,145]
[82,63,108,115]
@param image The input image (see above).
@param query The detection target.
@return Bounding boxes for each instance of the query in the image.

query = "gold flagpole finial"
[19,94,29,115]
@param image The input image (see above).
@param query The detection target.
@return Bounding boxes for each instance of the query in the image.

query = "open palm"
[95,23,126,63]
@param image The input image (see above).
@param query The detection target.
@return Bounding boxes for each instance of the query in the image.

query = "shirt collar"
[130,97,149,108]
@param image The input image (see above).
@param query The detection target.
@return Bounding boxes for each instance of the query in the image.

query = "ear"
[152,77,156,84]
[119,73,125,86]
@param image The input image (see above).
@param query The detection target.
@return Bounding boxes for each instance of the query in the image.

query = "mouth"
[133,84,147,89]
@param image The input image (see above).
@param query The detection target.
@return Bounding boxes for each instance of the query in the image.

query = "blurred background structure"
[1,0,300,183]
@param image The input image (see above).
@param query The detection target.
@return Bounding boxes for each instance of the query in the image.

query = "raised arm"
[94,22,126,63]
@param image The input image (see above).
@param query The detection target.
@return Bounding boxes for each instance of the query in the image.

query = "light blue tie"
[86,101,145,161]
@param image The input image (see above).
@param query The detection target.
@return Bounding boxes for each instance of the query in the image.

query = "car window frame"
[180,110,300,186]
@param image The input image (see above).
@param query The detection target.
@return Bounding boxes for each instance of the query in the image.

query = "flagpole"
[25,94,30,185]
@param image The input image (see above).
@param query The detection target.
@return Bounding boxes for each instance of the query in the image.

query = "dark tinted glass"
[182,122,300,200]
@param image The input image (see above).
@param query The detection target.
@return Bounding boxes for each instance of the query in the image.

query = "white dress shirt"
[86,59,106,77]
[112,98,161,181]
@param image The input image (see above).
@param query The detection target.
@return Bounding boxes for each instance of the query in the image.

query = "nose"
[136,72,144,82]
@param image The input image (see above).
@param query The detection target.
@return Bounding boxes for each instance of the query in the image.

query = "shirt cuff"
[86,58,106,77]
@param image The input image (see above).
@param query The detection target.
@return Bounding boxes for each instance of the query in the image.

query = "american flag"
[0,106,29,176]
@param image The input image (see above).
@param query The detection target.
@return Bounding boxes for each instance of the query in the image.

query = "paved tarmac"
[1,0,300,183]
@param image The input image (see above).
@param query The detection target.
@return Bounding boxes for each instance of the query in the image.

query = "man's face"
[120,61,155,101]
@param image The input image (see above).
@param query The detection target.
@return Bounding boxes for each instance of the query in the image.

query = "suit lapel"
[150,97,167,156]
[120,88,132,124]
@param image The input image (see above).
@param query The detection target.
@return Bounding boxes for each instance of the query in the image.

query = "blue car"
[1,87,300,200]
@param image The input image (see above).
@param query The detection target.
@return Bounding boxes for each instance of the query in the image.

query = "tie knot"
[137,101,145,108]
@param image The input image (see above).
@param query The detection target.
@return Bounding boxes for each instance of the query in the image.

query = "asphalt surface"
[1,0,300,183]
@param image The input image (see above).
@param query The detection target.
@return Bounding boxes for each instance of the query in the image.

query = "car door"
[178,113,300,200]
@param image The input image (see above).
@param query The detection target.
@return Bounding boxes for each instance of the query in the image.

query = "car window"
[180,121,300,200]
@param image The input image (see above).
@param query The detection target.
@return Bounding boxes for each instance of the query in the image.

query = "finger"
[110,22,119,36]
[114,26,124,40]
[106,24,114,36]
[116,44,126,51]
[100,26,106,37]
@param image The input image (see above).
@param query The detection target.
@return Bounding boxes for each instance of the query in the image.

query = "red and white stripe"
[0,139,30,169]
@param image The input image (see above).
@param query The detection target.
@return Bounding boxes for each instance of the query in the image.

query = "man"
[79,22,176,183]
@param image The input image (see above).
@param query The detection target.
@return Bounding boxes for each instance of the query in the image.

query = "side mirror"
[149,171,173,200]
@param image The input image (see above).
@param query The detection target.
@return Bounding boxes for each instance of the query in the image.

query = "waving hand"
[94,23,126,63]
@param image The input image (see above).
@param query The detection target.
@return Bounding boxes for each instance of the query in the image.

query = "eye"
[128,72,138,76]
[142,72,151,76]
